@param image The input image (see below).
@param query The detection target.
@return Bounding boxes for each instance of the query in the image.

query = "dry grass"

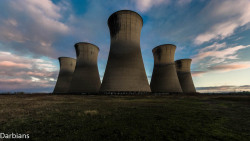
[0,94,249,140]
[84,110,99,115]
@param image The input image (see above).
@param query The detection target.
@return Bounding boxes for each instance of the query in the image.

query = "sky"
[0,0,250,93]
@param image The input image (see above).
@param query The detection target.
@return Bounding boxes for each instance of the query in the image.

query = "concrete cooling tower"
[175,59,196,93]
[100,10,151,94]
[150,44,183,93]
[53,57,76,94]
[69,42,101,94]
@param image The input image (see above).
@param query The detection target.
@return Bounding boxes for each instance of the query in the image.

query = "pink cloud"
[0,78,28,83]
[27,72,45,77]
[208,62,250,72]
[0,61,31,68]
[191,71,207,77]
[192,61,250,77]
[0,78,54,91]
[196,85,250,93]
[0,51,58,92]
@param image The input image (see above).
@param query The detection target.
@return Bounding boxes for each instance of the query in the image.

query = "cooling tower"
[150,44,183,93]
[53,57,76,94]
[100,10,151,93]
[68,42,101,94]
[175,59,196,93]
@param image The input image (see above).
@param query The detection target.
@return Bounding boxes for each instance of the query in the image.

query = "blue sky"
[0,0,250,93]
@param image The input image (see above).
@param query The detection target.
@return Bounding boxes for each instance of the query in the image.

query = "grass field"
[0,94,250,140]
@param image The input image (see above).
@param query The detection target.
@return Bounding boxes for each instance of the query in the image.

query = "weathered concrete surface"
[53,57,76,94]
[175,59,196,93]
[69,42,101,93]
[100,10,151,93]
[150,44,183,93]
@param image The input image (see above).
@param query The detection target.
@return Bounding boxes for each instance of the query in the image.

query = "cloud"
[196,85,250,93]
[192,43,250,64]
[134,0,170,12]
[134,0,191,12]
[0,61,31,68]
[0,78,54,92]
[192,42,250,77]
[191,71,207,77]
[191,61,250,77]
[177,0,192,6]
[199,42,226,53]
[0,51,58,92]
[208,61,250,72]
[194,0,250,45]
[0,0,70,58]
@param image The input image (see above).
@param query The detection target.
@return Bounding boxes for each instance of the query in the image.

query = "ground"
[0,94,249,140]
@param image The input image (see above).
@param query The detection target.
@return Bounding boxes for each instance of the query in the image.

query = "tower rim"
[74,42,100,51]
[152,44,176,52]
[58,57,75,60]
[175,59,192,62]
[108,10,143,26]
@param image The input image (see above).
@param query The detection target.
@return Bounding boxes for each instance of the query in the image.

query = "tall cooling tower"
[150,44,183,93]
[175,59,196,93]
[69,42,101,94]
[100,10,151,93]
[53,57,76,94]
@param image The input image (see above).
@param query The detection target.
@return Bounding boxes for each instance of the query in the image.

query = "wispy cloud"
[134,0,192,12]
[208,61,250,72]
[196,85,250,93]
[194,0,250,45]
[134,0,170,12]
[191,71,207,77]
[193,42,250,64]
[192,61,250,77]
[192,42,250,77]
[199,42,226,53]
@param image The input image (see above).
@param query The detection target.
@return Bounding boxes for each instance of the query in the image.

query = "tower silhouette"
[150,44,182,93]
[53,57,76,93]
[69,42,101,93]
[175,59,196,93]
[100,10,151,93]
